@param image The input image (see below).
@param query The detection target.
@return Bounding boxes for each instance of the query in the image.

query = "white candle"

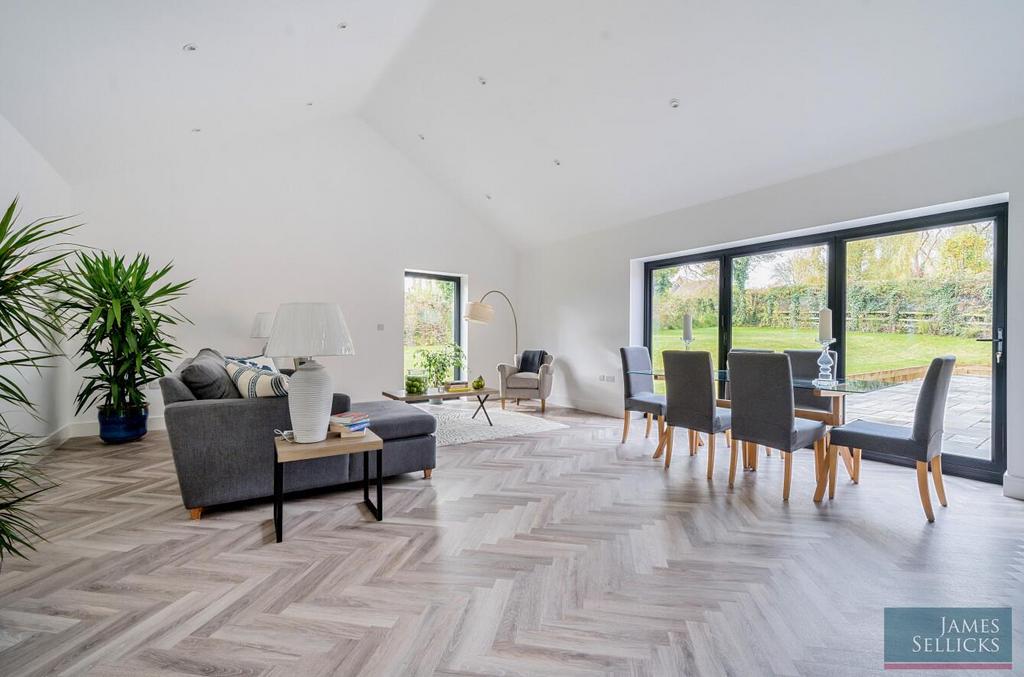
[818,308,832,343]
[683,313,693,342]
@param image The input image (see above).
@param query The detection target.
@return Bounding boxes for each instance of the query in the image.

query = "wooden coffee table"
[382,387,499,425]
[273,430,384,543]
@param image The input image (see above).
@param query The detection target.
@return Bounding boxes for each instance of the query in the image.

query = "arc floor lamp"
[464,290,518,355]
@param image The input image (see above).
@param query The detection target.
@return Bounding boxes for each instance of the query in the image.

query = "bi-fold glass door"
[836,209,1006,483]
[644,203,1007,483]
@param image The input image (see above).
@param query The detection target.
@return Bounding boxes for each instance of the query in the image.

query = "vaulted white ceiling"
[3,1,1024,245]
[0,0,431,181]
[362,0,1024,244]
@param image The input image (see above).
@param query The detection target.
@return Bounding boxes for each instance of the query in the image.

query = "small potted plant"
[414,343,465,403]
[60,252,192,443]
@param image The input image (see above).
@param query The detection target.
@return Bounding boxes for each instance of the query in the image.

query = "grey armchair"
[497,353,554,413]
[821,356,956,521]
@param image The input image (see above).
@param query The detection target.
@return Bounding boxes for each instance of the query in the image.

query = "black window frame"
[644,203,1008,484]
[404,271,463,381]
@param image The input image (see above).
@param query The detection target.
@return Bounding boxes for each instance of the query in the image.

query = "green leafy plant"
[0,197,78,564]
[60,252,193,416]
[414,343,465,388]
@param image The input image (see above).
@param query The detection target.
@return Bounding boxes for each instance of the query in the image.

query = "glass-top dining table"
[627,369,898,427]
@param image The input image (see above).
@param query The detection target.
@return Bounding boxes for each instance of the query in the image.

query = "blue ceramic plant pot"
[98,406,148,444]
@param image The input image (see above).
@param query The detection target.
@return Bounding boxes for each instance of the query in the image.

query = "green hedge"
[655,276,991,338]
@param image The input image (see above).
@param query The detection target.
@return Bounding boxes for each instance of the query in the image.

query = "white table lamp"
[267,303,355,443]
[249,311,275,356]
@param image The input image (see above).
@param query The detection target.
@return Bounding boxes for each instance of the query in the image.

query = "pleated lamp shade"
[464,300,495,324]
[249,311,275,339]
[266,303,355,358]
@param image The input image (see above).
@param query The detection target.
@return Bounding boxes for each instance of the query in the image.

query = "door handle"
[976,328,1004,363]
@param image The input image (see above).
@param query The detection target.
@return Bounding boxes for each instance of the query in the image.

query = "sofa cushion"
[179,348,241,400]
[507,371,540,388]
[349,400,436,440]
[226,361,289,398]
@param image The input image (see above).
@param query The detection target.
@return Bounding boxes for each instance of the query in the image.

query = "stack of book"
[329,412,370,438]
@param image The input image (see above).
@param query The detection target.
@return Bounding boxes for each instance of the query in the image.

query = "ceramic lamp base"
[288,359,332,443]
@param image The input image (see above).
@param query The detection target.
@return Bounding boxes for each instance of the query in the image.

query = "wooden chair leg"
[621,410,631,444]
[653,416,666,459]
[930,456,948,507]
[687,430,695,455]
[697,434,705,447]
[729,439,739,487]
[664,426,674,468]
[724,430,732,446]
[839,446,856,480]
[765,446,771,457]
[706,432,716,479]
[853,448,862,484]
[541,399,546,414]
[501,398,506,410]
[916,461,935,522]
[782,452,793,501]
[189,507,203,520]
[813,445,830,503]
[423,468,433,479]
[752,445,759,471]
[645,413,653,438]
[813,443,821,482]
[828,444,839,499]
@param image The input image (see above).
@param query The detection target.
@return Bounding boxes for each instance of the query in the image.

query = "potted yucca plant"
[60,252,192,443]
[0,197,77,566]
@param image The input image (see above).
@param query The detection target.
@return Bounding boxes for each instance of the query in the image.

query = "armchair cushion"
[508,371,540,388]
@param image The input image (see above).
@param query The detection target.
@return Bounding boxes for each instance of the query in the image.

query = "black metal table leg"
[274,459,283,543]
[363,449,383,520]
[471,394,493,426]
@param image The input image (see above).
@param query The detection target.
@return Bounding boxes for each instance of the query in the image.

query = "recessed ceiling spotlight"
[478,76,487,85]
[485,194,492,200]
[669,98,680,108]
[191,128,202,133]
[306,102,313,106]
[553,159,561,166]
[418,133,426,141]
[182,43,198,52]
[337,21,348,30]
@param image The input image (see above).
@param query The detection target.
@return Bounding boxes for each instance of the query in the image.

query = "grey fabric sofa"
[160,362,436,519]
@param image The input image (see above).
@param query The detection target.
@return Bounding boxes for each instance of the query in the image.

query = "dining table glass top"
[627,369,897,395]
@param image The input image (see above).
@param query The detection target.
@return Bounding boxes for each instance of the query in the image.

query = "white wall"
[68,116,518,429]
[0,113,73,442]
[519,116,1024,498]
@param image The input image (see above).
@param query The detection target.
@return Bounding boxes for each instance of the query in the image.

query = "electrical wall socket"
[377,323,384,331]
[598,374,616,383]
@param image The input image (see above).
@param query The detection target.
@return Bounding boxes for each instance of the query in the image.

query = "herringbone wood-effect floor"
[1,408,1022,676]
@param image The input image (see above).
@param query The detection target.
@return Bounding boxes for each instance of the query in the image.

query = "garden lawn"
[652,326,989,374]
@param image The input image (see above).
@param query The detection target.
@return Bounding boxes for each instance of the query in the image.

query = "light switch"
[377,323,384,331]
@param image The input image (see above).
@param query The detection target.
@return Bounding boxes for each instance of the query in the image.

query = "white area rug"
[414,402,567,446]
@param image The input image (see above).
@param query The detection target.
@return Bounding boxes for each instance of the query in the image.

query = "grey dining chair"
[619,346,667,447]
[663,351,732,478]
[729,352,829,500]
[819,356,956,522]
[726,348,773,464]
[783,349,837,413]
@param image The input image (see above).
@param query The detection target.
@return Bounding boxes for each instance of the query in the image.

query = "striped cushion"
[225,361,289,398]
